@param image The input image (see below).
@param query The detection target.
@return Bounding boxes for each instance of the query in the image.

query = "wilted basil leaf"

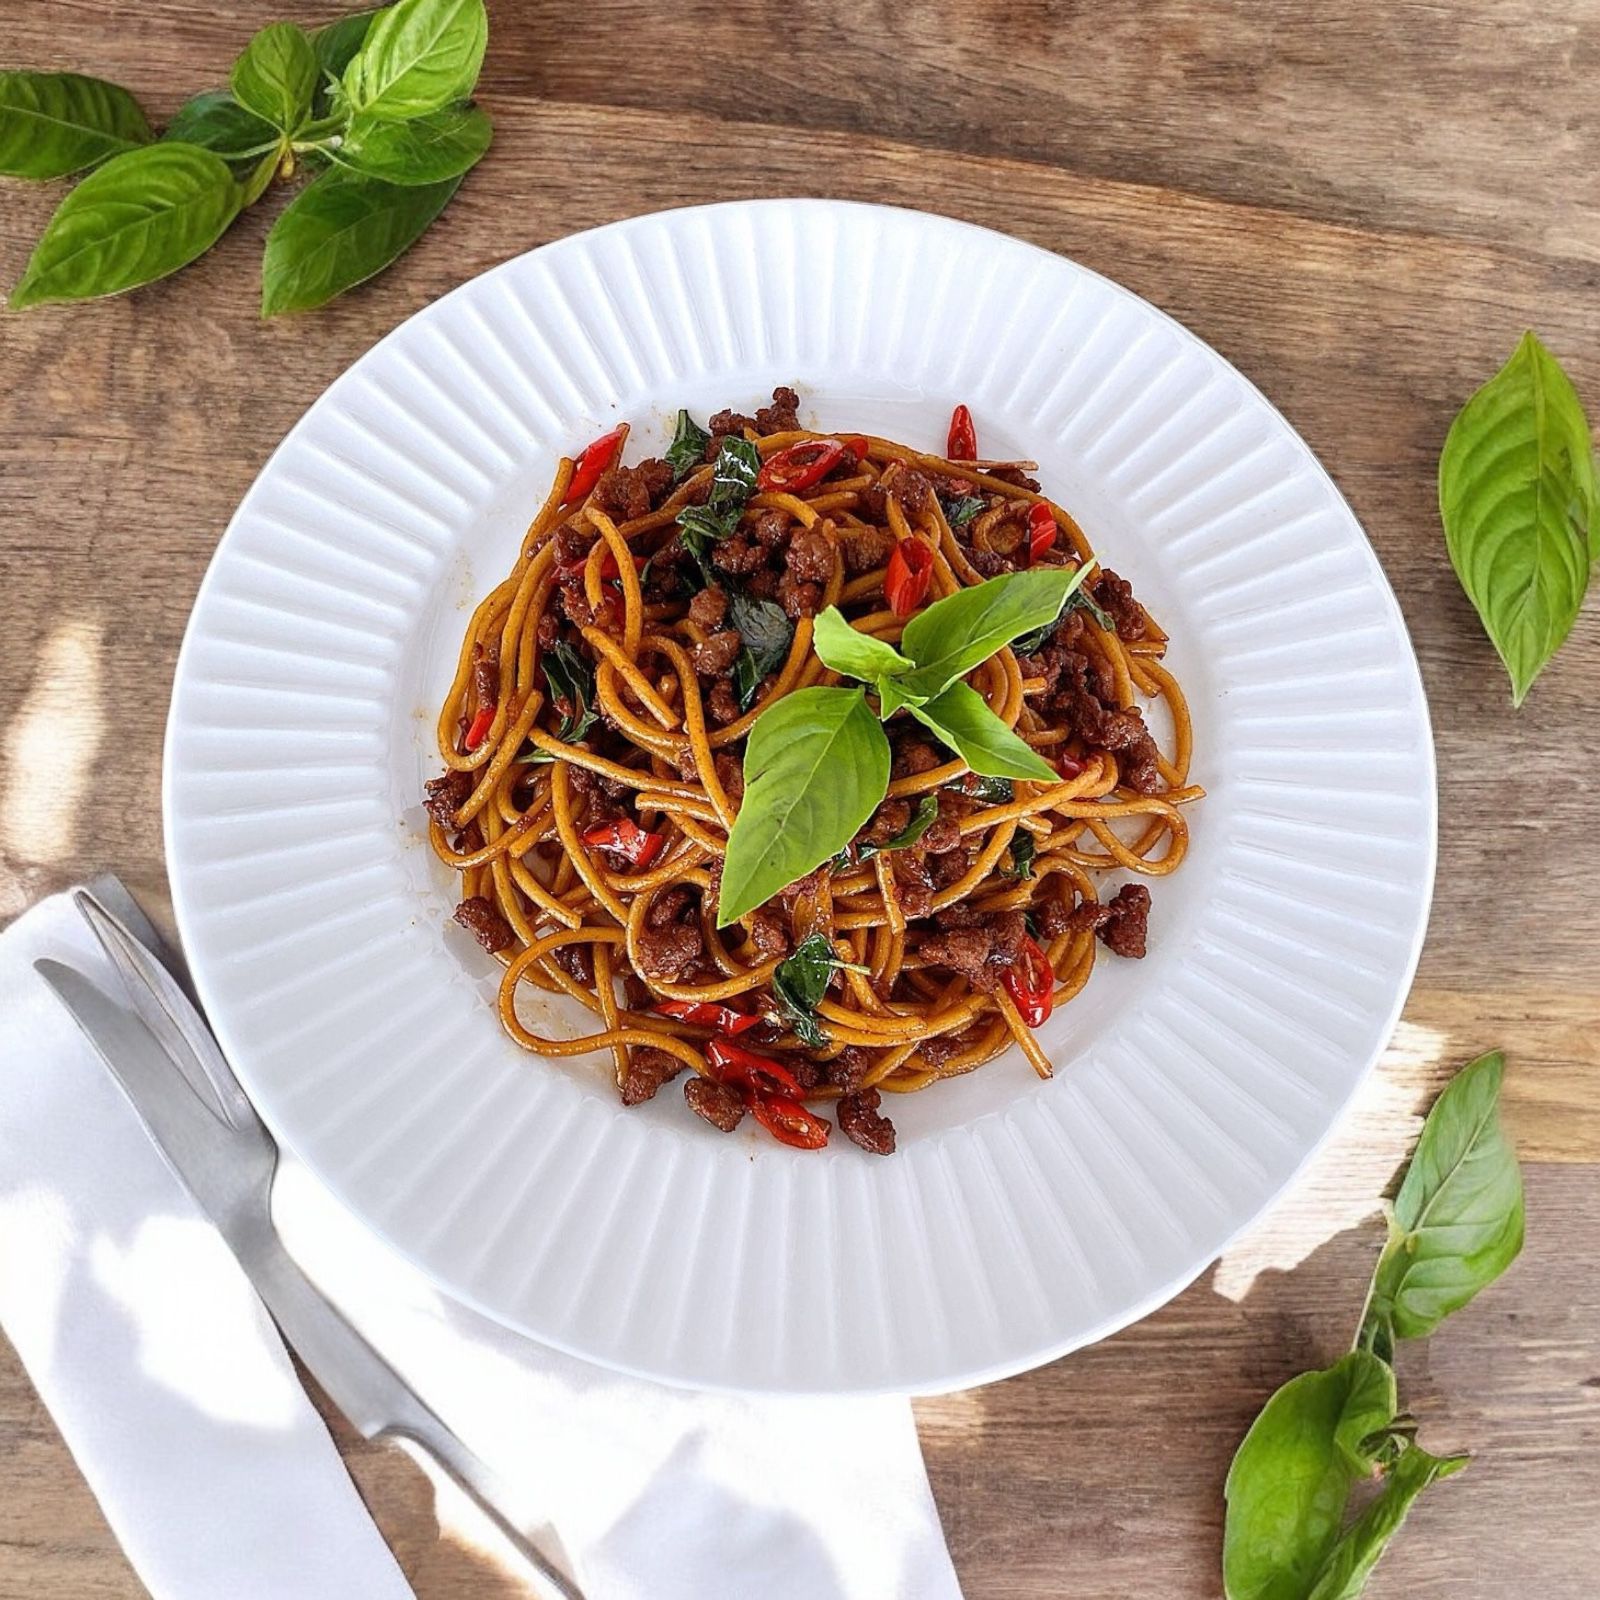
[0,70,152,179]
[665,408,712,478]
[707,433,760,510]
[728,590,794,711]
[542,639,598,742]
[939,493,984,527]
[1005,830,1036,879]
[852,794,939,866]
[965,774,1014,804]
[771,932,869,1048]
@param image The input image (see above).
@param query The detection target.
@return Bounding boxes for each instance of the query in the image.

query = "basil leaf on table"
[1304,1445,1467,1600]
[329,103,492,184]
[312,9,384,86]
[909,680,1058,782]
[1223,1350,1397,1600]
[342,0,489,120]
[1438,331,1597,704]
[9,143,241,310]
[727,589,794,712]
[811,604,912,681]
[230,21,318,135]
[163,91,280,161]
[261,168,461,315]
[665,408,711,478]
[898,561,1095,700]
[0,70,152,179]
[1358,1049,1524,1361]
[719,687,890,926]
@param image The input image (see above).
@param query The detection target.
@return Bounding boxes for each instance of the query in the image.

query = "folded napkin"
[0,888,963,1600]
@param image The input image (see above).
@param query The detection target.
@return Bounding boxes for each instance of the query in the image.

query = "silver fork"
[35,885,584,1600]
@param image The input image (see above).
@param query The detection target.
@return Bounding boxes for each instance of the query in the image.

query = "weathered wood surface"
[3,2,1597,1595]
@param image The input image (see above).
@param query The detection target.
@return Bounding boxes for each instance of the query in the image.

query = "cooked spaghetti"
[425,388,1201,1154]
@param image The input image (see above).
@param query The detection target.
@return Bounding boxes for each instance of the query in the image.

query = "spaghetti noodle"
[425,388,1201,1154]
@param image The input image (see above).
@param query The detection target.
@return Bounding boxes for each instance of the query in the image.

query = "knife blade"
[35,952,582,1600]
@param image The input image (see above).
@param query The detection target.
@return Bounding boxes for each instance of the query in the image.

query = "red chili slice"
[1001,935,1055,1028]
[757,438,848,494]
[565,425,626,503]
[750,1091,831,1150]
[705,1036,806,1099]
[1054,753,1086,780]
[655,1000,765,1037]
[844,435,870,461]
[580,816,666,869]
[946,403,977,461]
[884,537,934,618]
[463,705,496,751]
[1027,502,1057,563]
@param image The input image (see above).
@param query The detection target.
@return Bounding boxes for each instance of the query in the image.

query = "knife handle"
[251,1235,584,1600]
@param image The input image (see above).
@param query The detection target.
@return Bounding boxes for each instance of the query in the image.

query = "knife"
[35,896,584,1600]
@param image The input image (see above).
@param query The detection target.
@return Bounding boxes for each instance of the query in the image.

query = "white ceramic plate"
[165,200,1434,1395]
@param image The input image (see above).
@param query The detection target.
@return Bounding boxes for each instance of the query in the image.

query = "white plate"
[165,200,1434,1395]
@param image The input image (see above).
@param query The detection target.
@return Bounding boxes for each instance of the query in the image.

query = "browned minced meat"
[693,629,743,676]
[707,408,753,442]
[621,972,654,1011]
[745,568,781,601]
[839,522,895,574]
[471,641,498,708]
[928,847,972,889]
[921,794,965,855]
[536,608,561,649]
[837,1088,896,1155]
[785,524,834,585]
[916,909,1028,994]
[1091,568,1147,641]
[590,457,673,522]
[1035,894,1075,939]
[859,798,912,846]
[453,896,514,954]
[777,571,823,619]
[919,1029,977,1068]
[712,751,744,806]
[707,679,741,724]
[635,887,704,981]
[553,521,590,565]
[687,585,729,630]
[985,464,1042,491]
[825,1045,873,1092]
[1067,883,1152,959]
[754,386,802,434]
[891,737,943,779]
[552,941,593,985]
[890,848,934,920]
[423,768,472,827]
[750,507,790,548]
[746,908,790,960]
[685,1075,746,1132]
[620,1046,683,1106]
[1033,646,1162,795]
[710,533,766,576]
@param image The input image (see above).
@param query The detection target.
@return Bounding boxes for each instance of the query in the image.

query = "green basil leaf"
[771,933,838,1047]
[542,639,598,742]
[707,433,761,511]
[875,677,928,719]
[328,102,491,184]
[240,147,281,207]
[231,21,318,134]
[853,793,939,865]
[899,562,1095,700]
[812,605,912,682]
[727,588,794,712]
[9,143,241,310]
[1012,588,1116,658]
[163,91,280,160]
[0,70,152,179]
[261,167,460,315]
[313,9,384,81]
[676,503,738,565]
[908,680,1058,781]
[665,408,711,478]
[1005,830,1036,879]
[719,687,890,926]
[1304,1445,1468,1600]
[1438,331,1597,705]
[343,0,488,119]
[1223,1351,1397,1600]
[965,774,1014,804]
[1359,1050,1524,1359]
[939,492,985,527]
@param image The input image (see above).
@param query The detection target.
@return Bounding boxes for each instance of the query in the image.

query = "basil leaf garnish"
[261,168,461,314]
[719,687,890,926]
[665,408,712,479]
[1004,830,1035,879]
[771,933,837,1048]
[329,102,491,184]
[342,0,488,120]
[1439,331,1596,704]
[939,493,984,527]
[812,604,912,681]
[230,21,318,135]
[1357,1050,1523,1361]
[542,639,598,742]
[707,433,761,509]
[163,91,280,161]
[0,70,152,179]
[9,143,242,310]
[1223,1351,1397,1600]
[727,590,794,711]
[908,681,1057,781]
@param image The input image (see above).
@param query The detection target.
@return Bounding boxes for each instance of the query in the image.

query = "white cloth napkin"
[0,889,963,1600]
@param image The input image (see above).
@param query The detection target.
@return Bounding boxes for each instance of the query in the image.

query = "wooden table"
[3,2,1597,1594]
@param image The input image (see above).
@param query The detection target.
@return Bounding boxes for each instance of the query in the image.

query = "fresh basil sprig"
[718,564,1090,924]
[1439,332,1597,704]
[770,932,870,1048]
[1223,1051,1522,1600]
[3,0,492,315]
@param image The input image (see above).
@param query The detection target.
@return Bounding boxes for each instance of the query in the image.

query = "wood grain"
[2,1,1598,1595]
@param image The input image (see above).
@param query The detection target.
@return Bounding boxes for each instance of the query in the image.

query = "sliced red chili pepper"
[655,1000,765,1037]
[1027,502,1057,563]
[1054,753,1086,780]
[1001,935,1055,1029]
[463,705,496,751]
[844,435,870,461]
[580,816,666,869]
[564,425,626,504]
[705,1036,806,1099]
[884,537,934,618]
[946,403,977,461]
[757,438,848,494]
[750,1090,831,1150]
